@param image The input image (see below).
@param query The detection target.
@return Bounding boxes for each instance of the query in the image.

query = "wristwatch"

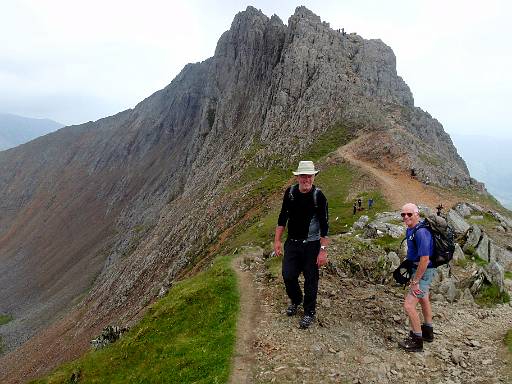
[320,245,327,251]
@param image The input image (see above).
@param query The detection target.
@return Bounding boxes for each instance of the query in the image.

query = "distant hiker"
[353,202,357,215]
[274,161,329,329]
[398,203,436,352]
[357,197,362,209]
[410,168,416,178]
[368,198,374,210]
[436,204,443,216]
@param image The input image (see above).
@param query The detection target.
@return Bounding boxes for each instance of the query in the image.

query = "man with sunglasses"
[274,161,329,329]
[398,203,436,352]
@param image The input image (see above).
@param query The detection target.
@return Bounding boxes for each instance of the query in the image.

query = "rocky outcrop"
[463,224,482,252]
[453,243,465,262]
[454,202,472,218]
[0,6,485,381]
[447,209,471,235]
[475,233,491,262]
[490,243,512,270]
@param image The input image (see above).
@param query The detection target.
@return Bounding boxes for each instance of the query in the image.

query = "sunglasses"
[400,212,414,218]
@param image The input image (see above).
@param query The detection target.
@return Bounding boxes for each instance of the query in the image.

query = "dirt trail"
[232,244,512,384]
[229,249,260,384]
[228,150,512,383]
[335,145,459,210]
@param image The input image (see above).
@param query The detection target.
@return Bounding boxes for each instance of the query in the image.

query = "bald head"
[401,203,419,213]
[401,203,420,228]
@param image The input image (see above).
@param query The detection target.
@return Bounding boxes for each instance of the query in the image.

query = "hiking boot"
[421,324,434,342]
[398,331,423,352]
[286,303,299,316]
[299,314,315,329]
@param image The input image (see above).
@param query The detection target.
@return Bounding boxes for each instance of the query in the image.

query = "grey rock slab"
[454,203,472,217]
[447,209,470,236]
[489,243,512,270]
[475,233,490,262]
[463,224,481,252]
[453,243,465,262]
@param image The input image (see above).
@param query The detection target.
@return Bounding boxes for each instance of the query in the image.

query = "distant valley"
[0,113,64,151]
[452,134,512,209]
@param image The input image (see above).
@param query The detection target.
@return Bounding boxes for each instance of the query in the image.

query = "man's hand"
[409,281,423,297]
[274,226,285,257]
[317,249,328,266]
[274,240,282,257]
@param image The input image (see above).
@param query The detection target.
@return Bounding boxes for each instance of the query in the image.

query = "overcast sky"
[1,0,510,139]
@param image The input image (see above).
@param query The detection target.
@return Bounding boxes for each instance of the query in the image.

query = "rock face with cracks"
[0,6,480,382]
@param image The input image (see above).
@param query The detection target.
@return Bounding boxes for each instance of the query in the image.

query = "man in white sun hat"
[274,160,329,329]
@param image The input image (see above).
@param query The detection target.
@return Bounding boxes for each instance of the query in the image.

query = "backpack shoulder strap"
[313,186,320,209]
[289,184,298,201]
[401,221,428,248]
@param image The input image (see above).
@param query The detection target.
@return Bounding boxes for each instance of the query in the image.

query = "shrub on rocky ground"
[475,283,510,307]
[0,314,12,325]
[505,329,512,353]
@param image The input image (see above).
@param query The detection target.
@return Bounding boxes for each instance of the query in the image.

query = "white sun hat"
[292,160,319,175]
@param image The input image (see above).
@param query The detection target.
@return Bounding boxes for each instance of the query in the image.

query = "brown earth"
[335,135,460,210]
[234,246,512,383]
[228,148,512,383]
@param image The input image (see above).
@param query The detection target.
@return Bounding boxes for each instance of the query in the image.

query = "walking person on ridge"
[398,203,436,352]
[274,161,329,329]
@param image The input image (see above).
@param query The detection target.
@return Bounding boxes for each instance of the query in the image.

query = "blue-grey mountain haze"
[452,134,512,210]
[0,113,64,151]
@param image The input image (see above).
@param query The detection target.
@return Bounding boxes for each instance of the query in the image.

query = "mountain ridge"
[0,6,490,381]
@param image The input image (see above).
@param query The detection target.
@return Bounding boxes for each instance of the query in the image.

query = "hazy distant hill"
[0,113,64,150]
[452,134,512,209]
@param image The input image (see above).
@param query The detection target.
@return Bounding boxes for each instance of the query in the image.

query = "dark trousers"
[282,239,320,315]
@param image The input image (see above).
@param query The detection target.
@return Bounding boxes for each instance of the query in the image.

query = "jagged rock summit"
[0,6,482,382]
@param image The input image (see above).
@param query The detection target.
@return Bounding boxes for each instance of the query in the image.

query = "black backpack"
[405,215,456,268]
[288,184,320,208]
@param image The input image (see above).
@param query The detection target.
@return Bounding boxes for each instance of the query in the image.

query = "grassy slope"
[37,120,498,382]
[31,122,363,383]
[506,329,512,353]
[0,314,13,353]
[31,256,238,384]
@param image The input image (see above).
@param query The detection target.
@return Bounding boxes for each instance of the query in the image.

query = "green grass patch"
[419,153,441,167]
[265,255,283,279]
[226,165,290,200]
[505,329,512,353]
[304,122,352,161]
[467,212,500,229]
[464,245,476,257]
[475,283,510,307]
[314,165,390,235]
[454,257,470,268]
[229,162,392,252]
[473,255,489,267]
[505,271,512,280]
[463,245,489,266]
[315,164,357,233]
[231,208,280,250]
[31,256,239,384]
[228,162,366,250]
[0,314,12,325]
[0,314,11,354]
[372,235,402,253]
